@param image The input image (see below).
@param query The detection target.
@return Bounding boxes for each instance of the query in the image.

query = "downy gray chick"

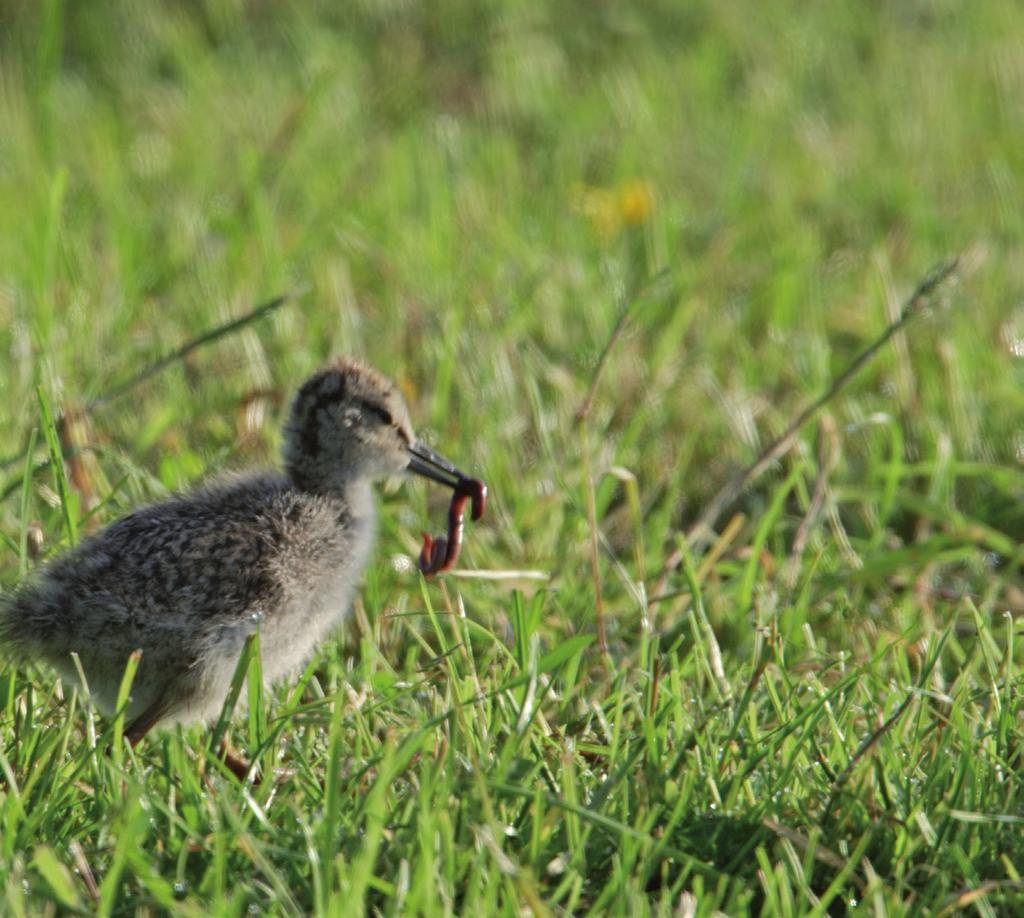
[0,359,475,742]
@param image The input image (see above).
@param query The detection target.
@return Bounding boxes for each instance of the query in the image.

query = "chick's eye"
[359,399,393,426]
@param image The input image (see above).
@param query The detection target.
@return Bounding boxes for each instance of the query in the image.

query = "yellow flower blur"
[571,178,654,243]
[619,179,654,226]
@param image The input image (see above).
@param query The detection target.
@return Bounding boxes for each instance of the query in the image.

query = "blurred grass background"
[2,0,1024,914]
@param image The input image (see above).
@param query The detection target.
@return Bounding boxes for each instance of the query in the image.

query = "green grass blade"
[35,387,77,546]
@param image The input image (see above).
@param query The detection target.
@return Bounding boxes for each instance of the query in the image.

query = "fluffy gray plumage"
[0,358,421,741]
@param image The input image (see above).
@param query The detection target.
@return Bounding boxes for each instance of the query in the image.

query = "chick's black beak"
[407,441,467,490]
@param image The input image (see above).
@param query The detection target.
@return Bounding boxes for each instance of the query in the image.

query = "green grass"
[2,0,1024,914]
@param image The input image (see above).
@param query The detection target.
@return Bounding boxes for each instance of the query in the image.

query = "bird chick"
[0,359,478,743]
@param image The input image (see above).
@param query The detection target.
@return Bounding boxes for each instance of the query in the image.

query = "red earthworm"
[419,477,487,576]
